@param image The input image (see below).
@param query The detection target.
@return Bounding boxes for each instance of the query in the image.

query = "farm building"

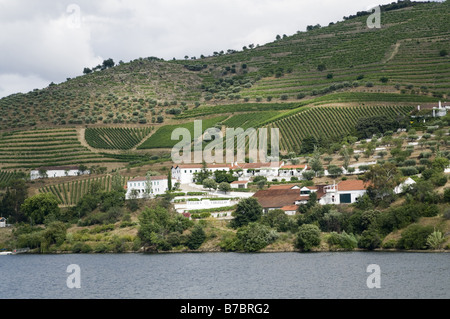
[30,166,90,180]
[125,176,176,199]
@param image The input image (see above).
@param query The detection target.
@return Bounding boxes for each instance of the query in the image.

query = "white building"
[0,217,6,228]
[318,180,369,205]
[432,101,450,117]
[277,164,308,179]
[230,180,249,189]
[125,176,175,199]
[394,177,416,194]
[232,162,284,180]
[171,164,232,184]
[30,166,90,181]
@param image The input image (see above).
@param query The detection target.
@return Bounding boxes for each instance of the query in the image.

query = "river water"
[0,252,448,299]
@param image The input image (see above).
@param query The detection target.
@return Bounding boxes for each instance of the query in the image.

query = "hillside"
[0,1,448,129]
[0,1,448,170]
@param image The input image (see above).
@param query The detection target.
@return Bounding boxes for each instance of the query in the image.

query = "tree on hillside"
[102,58,115,69]
[300,135,318,154]
[231,197,263,229]
[295,224,321,251]
[0,179,28,223]
[203,178,217,192]
[363,162,401,204]
[218,182,231,194]
[355,115,398,139]
[21,193,60,225]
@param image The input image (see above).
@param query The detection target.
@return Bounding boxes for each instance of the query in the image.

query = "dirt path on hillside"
[77,128,99,153]
[385,42,401,63]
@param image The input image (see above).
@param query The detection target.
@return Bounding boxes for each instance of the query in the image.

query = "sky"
[0,0,442,98]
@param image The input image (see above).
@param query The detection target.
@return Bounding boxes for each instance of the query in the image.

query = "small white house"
[0,217,6,228]
[394,177,416,194]
[231,180,249,189]
[125,176,175,199]
[30,166,90,181]
[319,180,369,205]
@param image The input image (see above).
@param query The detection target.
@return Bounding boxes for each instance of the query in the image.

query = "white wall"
[30,169,89,180]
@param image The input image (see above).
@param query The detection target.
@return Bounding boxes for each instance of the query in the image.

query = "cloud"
[0,73,49,97]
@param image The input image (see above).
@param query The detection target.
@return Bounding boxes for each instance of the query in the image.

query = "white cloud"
[0,73,49,97]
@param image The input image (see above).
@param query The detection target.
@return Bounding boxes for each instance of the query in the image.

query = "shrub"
[326,231,358,250]
[295,224,321,251]
[358,229,382,250]
[382,239,397,249]
[397,224,434,250]
[236,222,279,252]
[426,230,445,250]
[186,225,206,250]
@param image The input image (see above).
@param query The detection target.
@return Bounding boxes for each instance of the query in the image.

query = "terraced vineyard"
[85,127,154,150]
[0,170,26,187]
[269,105,414,152]
[38,175,131,206]
[0,129,120,169]
[222,111,281,130]
[138,116,228,149]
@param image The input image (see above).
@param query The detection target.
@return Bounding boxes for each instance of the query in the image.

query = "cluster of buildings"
[28,160,416,217]
[253,180,370,215]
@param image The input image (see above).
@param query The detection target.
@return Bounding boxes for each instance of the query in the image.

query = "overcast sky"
[0,0,441,98]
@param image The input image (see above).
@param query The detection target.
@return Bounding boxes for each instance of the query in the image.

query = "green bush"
[382,239,397,249]
[186,225,206,250]
[397,224,434,250]
[236,222,279,252]
[295,224,321,251]
[358,229,382,250]
[326,231,358,250]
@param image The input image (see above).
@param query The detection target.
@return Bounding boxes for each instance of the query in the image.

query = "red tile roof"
[337,179,369,191]
[269,184,300,190]
[281,205,299,212]
[231,180,249,184]
[253,189,300,209]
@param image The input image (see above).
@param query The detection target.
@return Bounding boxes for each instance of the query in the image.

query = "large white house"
[30,166,90,180]
[171,162,285,184]
[125,176,175,199]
